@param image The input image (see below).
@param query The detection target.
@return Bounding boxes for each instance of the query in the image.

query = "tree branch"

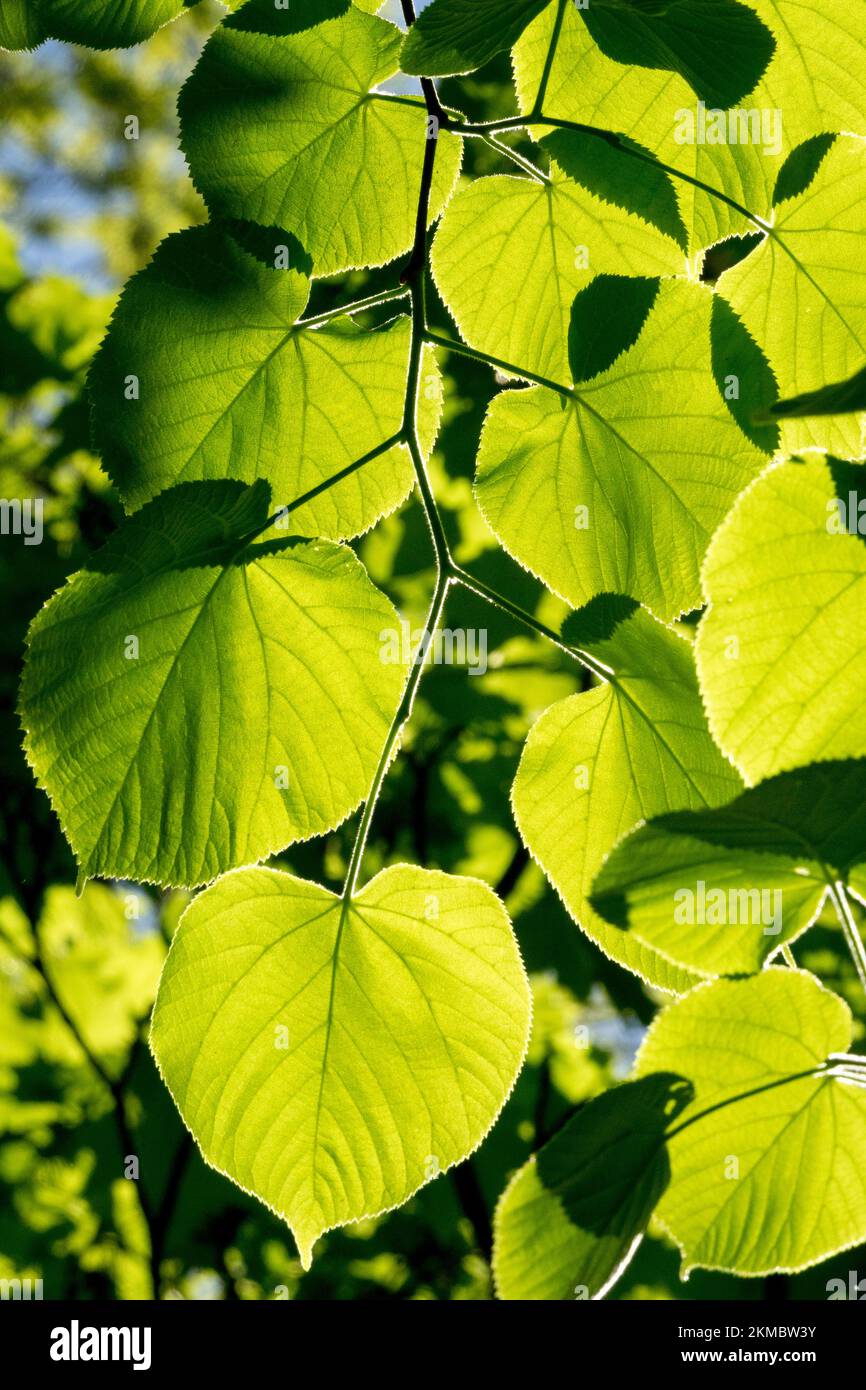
[340,0,457,901]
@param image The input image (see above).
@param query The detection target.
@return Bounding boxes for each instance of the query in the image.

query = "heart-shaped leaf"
[151,863,531,1266]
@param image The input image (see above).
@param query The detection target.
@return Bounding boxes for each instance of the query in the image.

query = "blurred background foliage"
[1,0,864,1301]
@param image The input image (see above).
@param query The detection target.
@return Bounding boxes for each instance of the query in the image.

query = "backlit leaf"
[36,0,188,48]
[512,595,740,991]
[431,171,683,384]
[697,456,866,781]
[474,279,764,620]
[767,363,866,422]
[512,2,778,255]
[493,1073,686,1300]
[718,136,866,457]
[579,0,775,110]
[591,760,866,976]
[0,0,46,49]
[20,481,405,888]
[178,3,463,277]
[401,0,551,77]
[638,970,866,1276]
[150,863,531,1267]
[89,222,441,530]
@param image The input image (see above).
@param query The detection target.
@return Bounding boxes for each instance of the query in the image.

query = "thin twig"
[249,433,405,542]
[295,284,410,330]
[446,114,771,234]
[480,132,551,184]
[450,564,609,682]
[827,881,866,996]
[425,329,573,398]
[339,0,455,902]
[531,0,568,117]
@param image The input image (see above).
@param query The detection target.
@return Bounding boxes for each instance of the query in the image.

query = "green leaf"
[748,0,866,151]
[579,0,776,110]
[226,0,351,34]
[512,2,778,255]
[516,1,866,258]
[512,595,740,992]
[474,279,764,621]
[88,223,441,529]
[20,480,405,888]
[178,4,463,277]
[591,760,866,977]
[541,128,688,252]
[493,1073,688,1300]
[497,967,866,1294]
[567,274,660,384]
[36,0,188,48]
[637,970,866,1276]
[697,456,866,782]
[772,132,836,207]
[717,136,866,457]
[766,363,866,423]
[431,171,683,384]
[709,293,779,453]
[0,0,46,49]
[400,0,551,78]
[150,863,531,1267]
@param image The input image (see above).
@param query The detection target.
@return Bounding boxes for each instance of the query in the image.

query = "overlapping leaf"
[151,863,531,1267]
[539,128,688,251]
[512,595,740,992]
[580,0,775,110]
[20,481,405,888]
[639,970,866,1276]
[493,1073,685,1300]
[401,0,551,77]
[718,136,866,457]
[89,222,441,529]
[512,1,779,254]
[178,2,463,277]
[431,171,683,383]
[697,456,866,781]
[37,0,187,48]
[0,0,45,50]
[515,2,866,259]
[591,761,866,976]
[474,278,764,620]
[768,363,866,422]
[497,970,866,1294]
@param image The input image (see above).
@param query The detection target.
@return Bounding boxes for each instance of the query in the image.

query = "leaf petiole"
[827,879,866,996]
[295,284,410,330]
[425,330,573,397]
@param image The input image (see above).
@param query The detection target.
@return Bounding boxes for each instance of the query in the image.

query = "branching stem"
[342,0,452,899]
[338,4,637,896]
